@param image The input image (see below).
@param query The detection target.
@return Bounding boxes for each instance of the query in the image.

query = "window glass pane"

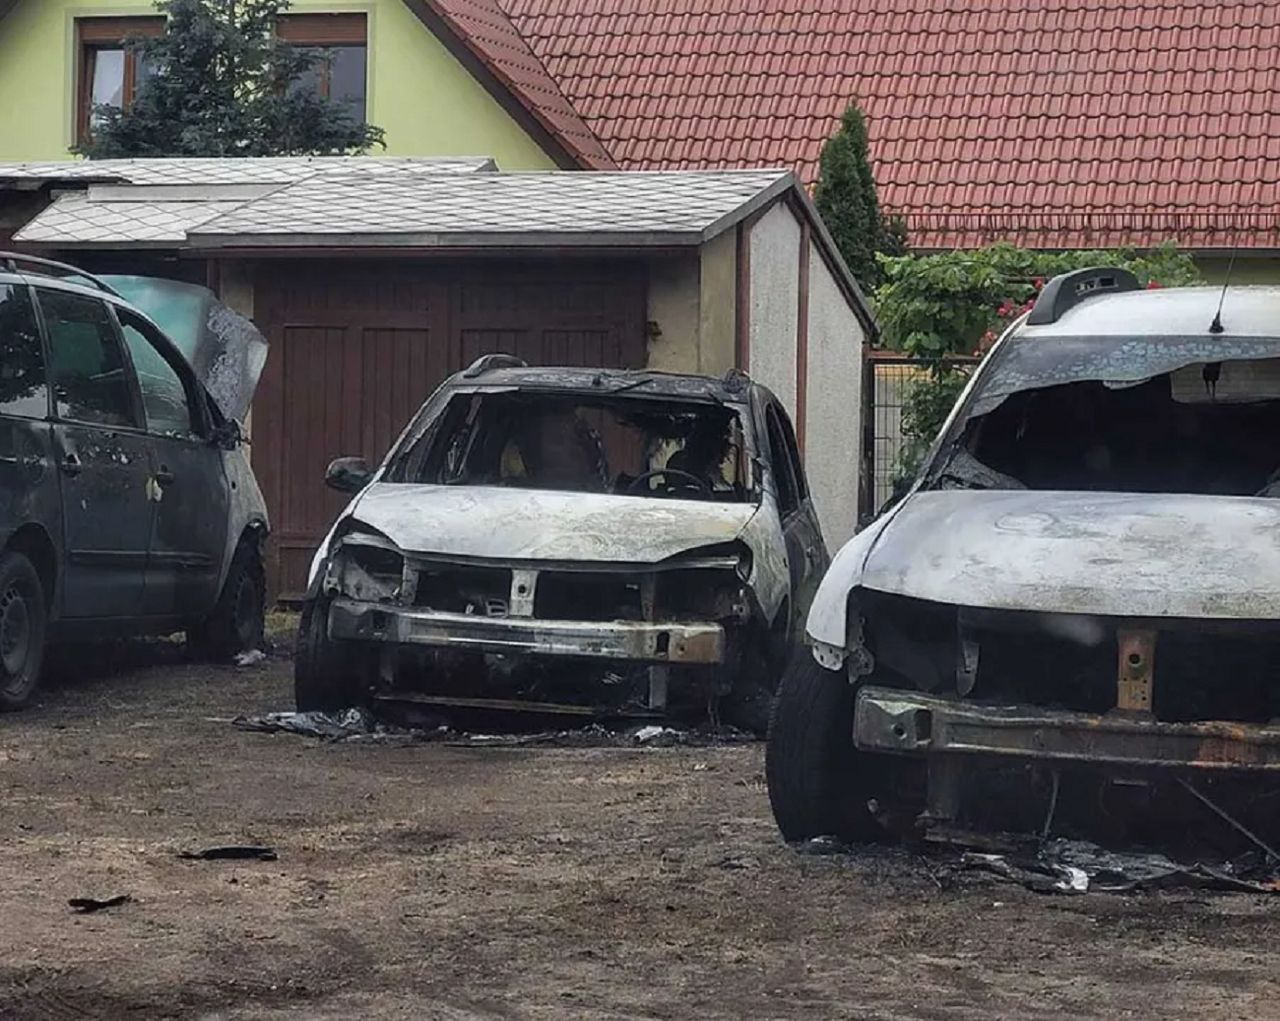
[766,408,799,515]
[0,286,47,419]
[39,290,137,428]
[119,316,193,438]
[292,45,367,121]
[776,407,808,499]
[328,46,367,122]
[90,48,126,108]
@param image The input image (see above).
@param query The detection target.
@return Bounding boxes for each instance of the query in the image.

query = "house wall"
[746,202,802,412]
[0,0,557,169]
[804,242,866,549]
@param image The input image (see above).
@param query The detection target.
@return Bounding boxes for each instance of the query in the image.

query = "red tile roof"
[502,0,1280,250]
[424,0,616,169]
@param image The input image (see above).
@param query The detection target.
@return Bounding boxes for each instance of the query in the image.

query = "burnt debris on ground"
[231,706,756,748]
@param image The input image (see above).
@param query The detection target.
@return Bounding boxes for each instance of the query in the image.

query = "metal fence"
[862,352,981,521]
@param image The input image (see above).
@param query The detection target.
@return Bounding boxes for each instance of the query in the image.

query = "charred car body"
[769,269,1280,848]
[0,255,269,708]
[297,357,827,730]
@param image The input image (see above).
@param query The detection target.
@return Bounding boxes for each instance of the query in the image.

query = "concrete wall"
[697,229,737,375]
[747,203,801,411]
[804,242,866,549]
[0,0,557,169]
[645,253,702,374]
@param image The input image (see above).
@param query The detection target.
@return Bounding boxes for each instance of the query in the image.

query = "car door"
[0,282,60,576]
[37,286,154,620]
[763,400,827,629]
[115,306,229,619]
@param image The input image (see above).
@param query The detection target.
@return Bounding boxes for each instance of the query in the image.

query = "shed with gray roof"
[1,156,874,596]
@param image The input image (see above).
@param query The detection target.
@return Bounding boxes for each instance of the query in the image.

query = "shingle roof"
[504,0,1280,250]
[0,155,494,185]
[423,0,616,170]
[14,190,246,245]
[192,169,791,245]
[14,168,794,248]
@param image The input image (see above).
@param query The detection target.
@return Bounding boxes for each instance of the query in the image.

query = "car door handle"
[60,453,83,477]
[155,466,176,487]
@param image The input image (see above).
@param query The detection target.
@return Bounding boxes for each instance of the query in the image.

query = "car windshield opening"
[937,358,1280,497]
[394,392,752,502]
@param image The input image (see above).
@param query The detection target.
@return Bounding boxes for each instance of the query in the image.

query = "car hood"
[862,489,1280,619]
[103,275,267,423]
[345,484,760,564]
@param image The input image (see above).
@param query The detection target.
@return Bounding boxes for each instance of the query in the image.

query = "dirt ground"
[0,634,1276,1020]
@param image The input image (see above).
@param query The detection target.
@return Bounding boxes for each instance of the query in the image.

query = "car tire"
[189,540,265,662]
[293,598,371,712]
[765,645,882,843]
[0,552,47,711]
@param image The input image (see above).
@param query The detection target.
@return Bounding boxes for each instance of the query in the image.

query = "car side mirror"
[325,456,372,494]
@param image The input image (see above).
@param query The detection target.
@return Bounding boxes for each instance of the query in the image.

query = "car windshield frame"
[921,332,1280,496]
[384,386,761,503]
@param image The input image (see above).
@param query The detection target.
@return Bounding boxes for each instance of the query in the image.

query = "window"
[117,311,195,439]
[38,290,138,429]
[766,405,802,516]
[393,392,752,502]
[278,14,369,122]
[0,286,48,420]
[76,17,165,145]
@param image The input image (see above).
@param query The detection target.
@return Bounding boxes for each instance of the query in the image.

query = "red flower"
[1033,277,1045,290]
[997,301,1014,317]
[1146,280,1162,289]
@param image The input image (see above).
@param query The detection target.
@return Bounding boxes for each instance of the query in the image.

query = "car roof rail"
[462,353,529,378]
[0,251,120,296]
[1026,267,1140,325]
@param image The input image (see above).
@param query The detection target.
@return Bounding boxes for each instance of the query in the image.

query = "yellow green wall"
[0,0,558,169]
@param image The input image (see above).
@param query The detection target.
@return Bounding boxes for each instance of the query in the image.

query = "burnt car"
[296,356,828,731]
[768,268,1280,846]
[0,254,269,709]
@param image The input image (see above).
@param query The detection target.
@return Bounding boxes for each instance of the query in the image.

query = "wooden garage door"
[252,260,646,597]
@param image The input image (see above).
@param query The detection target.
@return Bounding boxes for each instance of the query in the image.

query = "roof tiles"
[425,0,616,169]
[503,0,1280,248]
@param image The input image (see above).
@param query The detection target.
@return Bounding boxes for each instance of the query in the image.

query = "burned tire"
[0,552,47,711]
[189,540,265,662]
[765,646,880,843]
[293,598,371,712]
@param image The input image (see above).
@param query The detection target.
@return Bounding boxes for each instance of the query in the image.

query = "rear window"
[0,284,47,419]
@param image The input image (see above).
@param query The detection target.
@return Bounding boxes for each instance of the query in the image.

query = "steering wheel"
[626,468,711,497]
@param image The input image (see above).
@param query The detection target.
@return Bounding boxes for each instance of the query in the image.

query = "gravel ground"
[0,637,1276,1020]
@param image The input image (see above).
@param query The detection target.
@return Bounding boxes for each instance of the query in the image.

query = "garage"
[251,259,646,594]
[2,156,876,597]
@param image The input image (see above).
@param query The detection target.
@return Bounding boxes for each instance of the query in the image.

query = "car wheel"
[189,540,265,662]
[765,644,882,843]
[294,598,372,712]
[0,552,47,711]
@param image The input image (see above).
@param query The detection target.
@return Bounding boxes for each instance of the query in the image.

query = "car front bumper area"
[854,686,1280,772]
[328,598,726,665]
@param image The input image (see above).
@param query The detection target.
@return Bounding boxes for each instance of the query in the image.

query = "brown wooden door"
[252,259,646,597]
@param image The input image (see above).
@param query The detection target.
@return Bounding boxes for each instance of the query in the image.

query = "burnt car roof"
[449,365,756,404]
